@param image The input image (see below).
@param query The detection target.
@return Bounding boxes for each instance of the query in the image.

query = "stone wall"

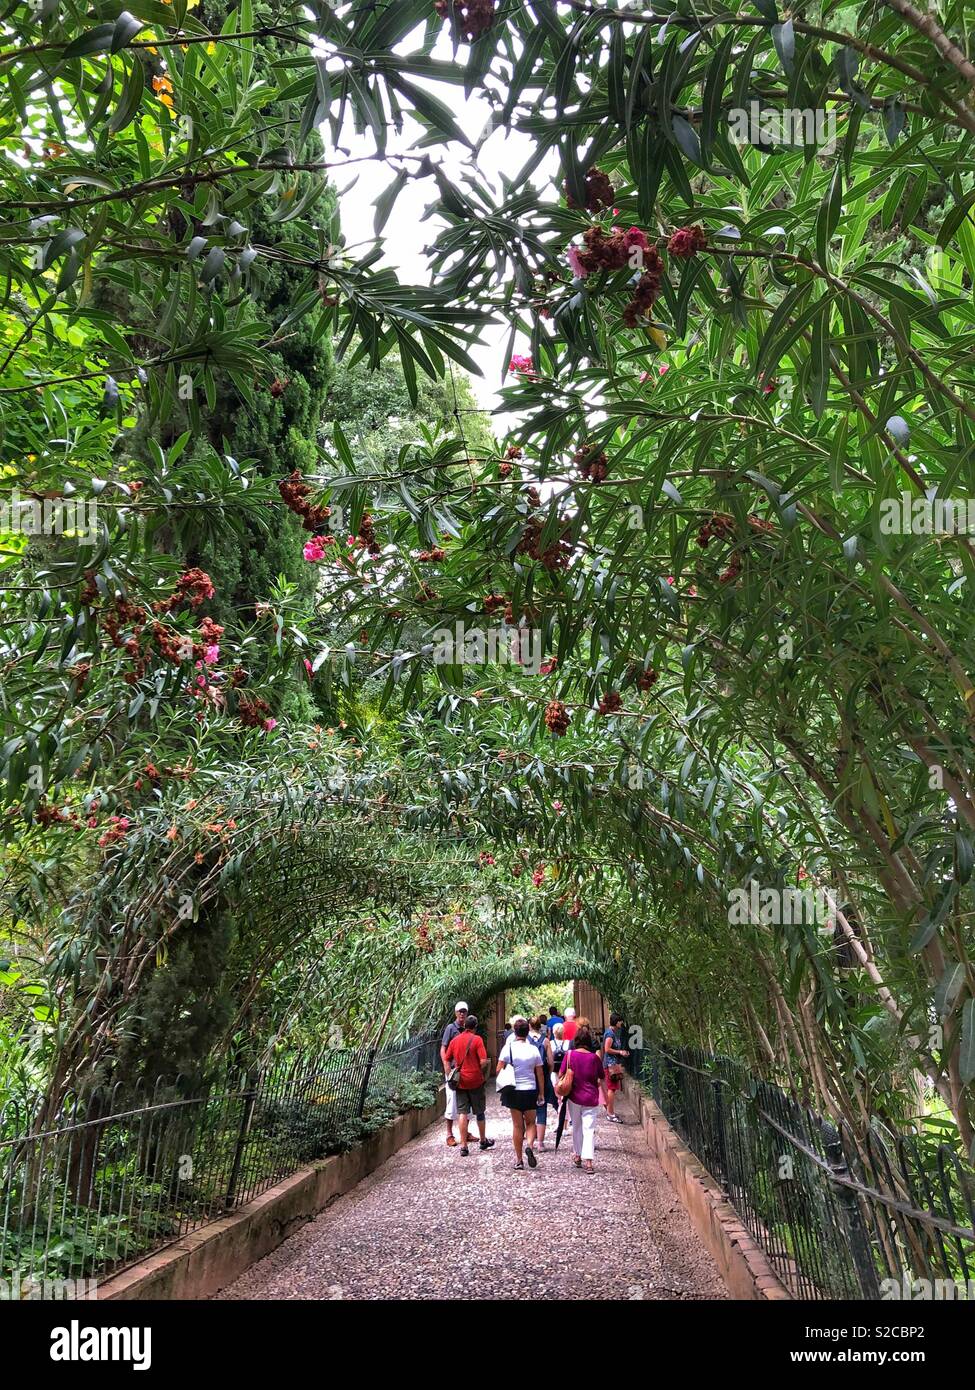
[97,1094,443,1302]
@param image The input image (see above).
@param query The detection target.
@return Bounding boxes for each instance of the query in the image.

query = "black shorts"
[502,1088,539,1113]
[457,1085,486,1116]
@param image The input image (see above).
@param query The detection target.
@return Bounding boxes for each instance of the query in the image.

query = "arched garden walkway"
[4,0,975,1321]
[215,973,725,1302]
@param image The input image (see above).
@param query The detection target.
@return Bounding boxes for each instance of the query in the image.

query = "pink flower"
[196,675,206,687]
[304,658,313,677]
[566,245,588,278]
[552,800,564,812]
[263,717,277,732]
[509,353,534,375]
[204,644,219,665]
[303,538,326,563]
[623,226,650,252]
[659,364,669,375]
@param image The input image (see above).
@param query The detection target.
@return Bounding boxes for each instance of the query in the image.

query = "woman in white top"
[496,1015,545,1169]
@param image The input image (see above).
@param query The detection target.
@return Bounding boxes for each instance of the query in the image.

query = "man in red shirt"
[445,1015,494,1155]
[562,1007,578,1043]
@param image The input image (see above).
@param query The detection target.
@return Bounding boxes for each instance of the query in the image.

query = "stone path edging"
[97,1094,443,1301]
[627,1088,791,1300]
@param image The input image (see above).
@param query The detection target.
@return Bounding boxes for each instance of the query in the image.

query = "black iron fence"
[0,1035,439,1293]
[633,1041,975,1300]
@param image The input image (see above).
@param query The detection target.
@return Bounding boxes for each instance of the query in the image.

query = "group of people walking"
[441,1002,630,1175]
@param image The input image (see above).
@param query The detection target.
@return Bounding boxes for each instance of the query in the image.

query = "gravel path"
[215,1089,728,1301]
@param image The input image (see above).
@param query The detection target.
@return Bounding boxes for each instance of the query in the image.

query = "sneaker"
[479,1138,495,1150]
[514,1161,525,1170]
[525,1146,537,1169]
[460,1146,469,1156]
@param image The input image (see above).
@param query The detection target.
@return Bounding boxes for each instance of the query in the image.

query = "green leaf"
[909,882,957,954]
[671,114,704,168]
[373,168,409,237]
[816,165,843,267]
[961,997,975,1084]
[108,56,145,133]
[62,23,116,58]
[771,19,794,75]
[110,11,144,52]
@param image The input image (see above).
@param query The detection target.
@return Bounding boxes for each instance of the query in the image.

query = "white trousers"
[444,1086,459,1120]
[569,1102,599,1161]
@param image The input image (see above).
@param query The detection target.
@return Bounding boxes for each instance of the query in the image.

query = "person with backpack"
[445,1014,495,1156]
[495,1016,545,1170]
[528,1014,558,1149]
[550,1022,567,1070]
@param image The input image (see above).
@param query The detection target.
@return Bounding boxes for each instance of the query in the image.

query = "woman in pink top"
[558,1021,607,1174]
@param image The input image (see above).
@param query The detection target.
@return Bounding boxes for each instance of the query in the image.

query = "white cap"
[565,1007,577,1018]
[455,1000,469,1012]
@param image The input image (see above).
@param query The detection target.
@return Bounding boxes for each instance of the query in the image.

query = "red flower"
[634,666,658,692]
[622,247,665,327]
[435,0,495,41]
[668,225,708,259]
[544,700,570,736]
[564,167,615,214]
[598,691,623,716]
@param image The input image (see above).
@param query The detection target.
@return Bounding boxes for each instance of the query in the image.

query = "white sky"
[324,21,557,436]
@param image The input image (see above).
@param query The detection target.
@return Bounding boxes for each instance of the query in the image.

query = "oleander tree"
[2,0,975,1151]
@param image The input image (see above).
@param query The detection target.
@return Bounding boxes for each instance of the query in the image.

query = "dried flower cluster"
[278,468,331,532]
[565,166,615,214]
[544,699,571,735]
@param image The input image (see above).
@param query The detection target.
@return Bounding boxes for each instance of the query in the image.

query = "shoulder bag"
[495,1039,517,1099]
[447,1033,475,1090]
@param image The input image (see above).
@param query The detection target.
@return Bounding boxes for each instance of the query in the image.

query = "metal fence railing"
[0,1035,439,1293]
[631,1041,975,1300]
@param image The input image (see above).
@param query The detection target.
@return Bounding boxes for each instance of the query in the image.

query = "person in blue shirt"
[545,1004,564,1037]
[602,1014,630,1122]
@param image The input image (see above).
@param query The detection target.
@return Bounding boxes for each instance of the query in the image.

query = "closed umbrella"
[554,1094,569,1149]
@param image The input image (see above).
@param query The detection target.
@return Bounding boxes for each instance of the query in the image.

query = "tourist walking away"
[440,1000,469,1146]
[602,1014,629,1122]
[562,1006,578,1045]
[546,1004,564,1037]
[528,1014,558,1148]
[445,1015,495,1155]
[551,1022,567,1073]
[496,1016,545,1170]
[557,1022,607,1174]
